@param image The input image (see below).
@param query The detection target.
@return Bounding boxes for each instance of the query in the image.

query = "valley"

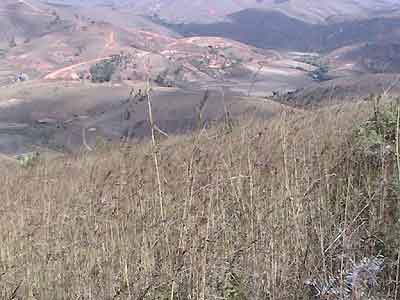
[0,0,400,160]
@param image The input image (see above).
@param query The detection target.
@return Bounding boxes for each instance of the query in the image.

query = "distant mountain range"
[44,0,400,23]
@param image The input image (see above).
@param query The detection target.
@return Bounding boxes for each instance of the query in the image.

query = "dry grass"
[0,99,398,300]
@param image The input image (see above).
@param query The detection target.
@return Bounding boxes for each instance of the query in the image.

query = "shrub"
[305,255,385,300]
[16,152,40,168]
[354,100,397,160]
[9,36,17,48]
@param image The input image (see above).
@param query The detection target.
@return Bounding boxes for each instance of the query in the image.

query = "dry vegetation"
[0,98,399,300]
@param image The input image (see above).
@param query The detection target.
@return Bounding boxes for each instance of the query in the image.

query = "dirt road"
[107,31,115,47]
[98,31,116,58]
[18,0,44,13]
[43,57,112,80]
[44,31,116,80]
[0,8,51,16]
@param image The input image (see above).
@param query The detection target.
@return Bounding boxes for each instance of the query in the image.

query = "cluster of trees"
[89,59,116,83]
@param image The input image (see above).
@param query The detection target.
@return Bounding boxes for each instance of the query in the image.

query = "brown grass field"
[0,96,399,299]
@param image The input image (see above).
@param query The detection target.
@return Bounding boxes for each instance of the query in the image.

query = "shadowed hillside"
[170,9,400,52]
[328,42,400,73]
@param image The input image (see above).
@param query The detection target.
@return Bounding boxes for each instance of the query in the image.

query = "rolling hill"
[0,0,73,47]
[327,41,400,74]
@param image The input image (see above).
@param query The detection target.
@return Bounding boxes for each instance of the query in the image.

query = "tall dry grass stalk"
[0,99,398,299]
[146,81,164,221]
[395,100,400,300]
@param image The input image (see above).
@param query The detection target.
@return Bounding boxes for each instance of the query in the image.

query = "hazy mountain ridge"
[43,0,400,23]
[171,9,400,51]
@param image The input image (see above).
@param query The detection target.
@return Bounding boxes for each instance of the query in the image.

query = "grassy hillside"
[272,74,400,106]
[0,97,399,299]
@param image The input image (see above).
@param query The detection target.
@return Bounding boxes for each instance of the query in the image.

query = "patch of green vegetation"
[352,98,400,258]
[0,48,7,58]
[309,66,331,81]
[224,271,248,300]
[297,55,322,67]
[354,98,397,159]
[154,70,175,87]
[297,55,331,81]
[90,59,116,83]
[9,36,17,48]
[16,152,40,168]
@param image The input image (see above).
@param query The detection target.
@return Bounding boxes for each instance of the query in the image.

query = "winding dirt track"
[1,0,51,16]
[98,31,115,58]
[106,31,115,48]
[44,31,116,80]
[0,9,51,16]
[18,0,44,13]
[43,57,112,80]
